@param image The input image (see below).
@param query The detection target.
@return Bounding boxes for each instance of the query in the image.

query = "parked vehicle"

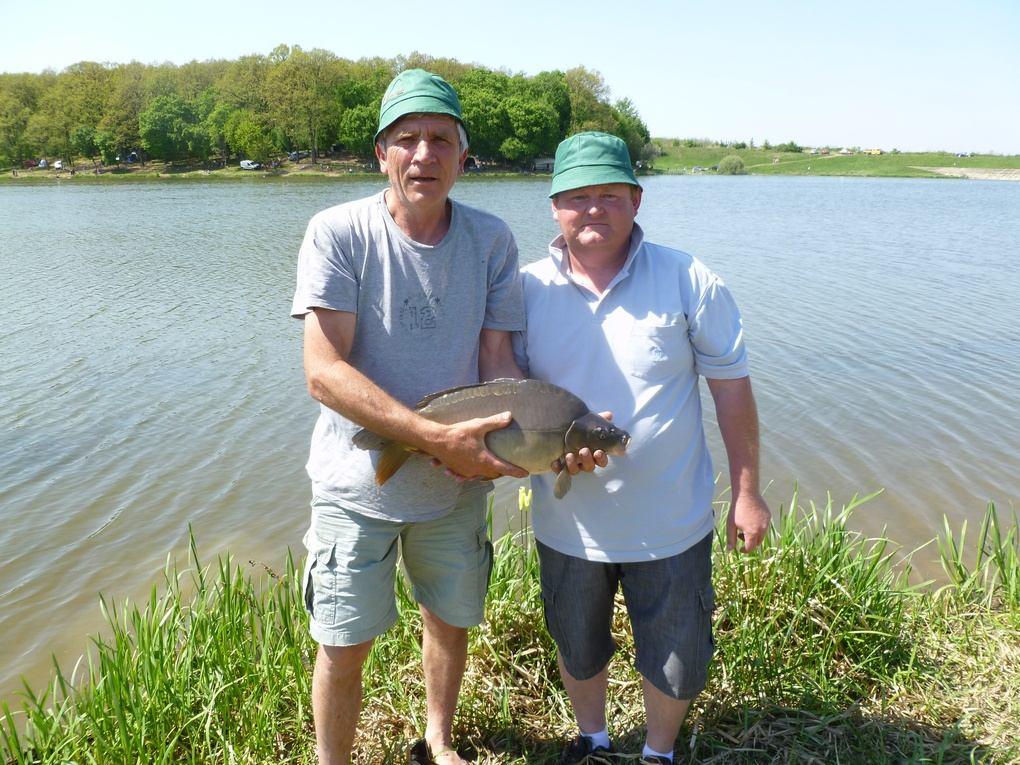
[288,150,310,161]
[22,159,38,169]
[239,160,261,170]
[38,159,49,169]
[53,160,63,170]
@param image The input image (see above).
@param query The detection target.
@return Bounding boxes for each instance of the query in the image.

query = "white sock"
[582,728,611,750]
[642,743,673,761]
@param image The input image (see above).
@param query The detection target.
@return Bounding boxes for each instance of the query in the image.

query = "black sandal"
[408,738,460,765]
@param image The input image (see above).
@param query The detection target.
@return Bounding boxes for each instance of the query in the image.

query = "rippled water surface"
[2,175,1018,703]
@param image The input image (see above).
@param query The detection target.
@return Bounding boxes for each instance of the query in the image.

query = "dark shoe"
[408,739,463,765]
[558,734,615,765]
[409,739,433,765]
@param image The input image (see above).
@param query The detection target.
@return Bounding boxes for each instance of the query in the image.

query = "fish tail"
[376,443,412,485]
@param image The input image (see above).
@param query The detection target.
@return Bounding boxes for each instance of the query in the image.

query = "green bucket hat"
[375,68,466,142]
[549,131,639,197]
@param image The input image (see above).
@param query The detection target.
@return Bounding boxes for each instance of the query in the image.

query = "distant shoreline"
[4,154,1020,184]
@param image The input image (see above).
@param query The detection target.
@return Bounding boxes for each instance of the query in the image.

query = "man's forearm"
[307,354,444,452]
[479,328,525,381]
[707,376,761,498]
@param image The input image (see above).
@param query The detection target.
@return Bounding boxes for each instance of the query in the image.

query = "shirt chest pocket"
[619,320,692,381]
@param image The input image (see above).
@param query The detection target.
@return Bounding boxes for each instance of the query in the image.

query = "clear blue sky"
[4,0,1018,153]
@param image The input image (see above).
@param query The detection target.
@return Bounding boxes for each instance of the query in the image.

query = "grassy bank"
[3,490,1018,764]
[647,140,1020,179]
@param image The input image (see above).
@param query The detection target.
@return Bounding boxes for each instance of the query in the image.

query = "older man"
[516,132,771,764]
[291,69,527,765]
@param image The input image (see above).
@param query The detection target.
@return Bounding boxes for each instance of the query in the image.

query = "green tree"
[456,69,511,159]
[98,63,146,161]
[338,102,378,160]
[216,54,270,114]
[611,98,650,164]
[0,73,43,165]
[524,70,571,137]
[139,94,201,161]
[266,46,343,158]
[225,109,274,163]
[203,101,237,167]
[500,95,559,164]
[717,155,746,175]
[565,66,617,133]
[23,62,111,164]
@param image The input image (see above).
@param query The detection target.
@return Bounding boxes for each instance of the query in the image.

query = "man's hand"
[726,493,771,553]
[429,411,528,481]
[550,411,613,475]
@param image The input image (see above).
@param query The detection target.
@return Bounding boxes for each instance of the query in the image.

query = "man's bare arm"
[303,308,526,479]
[478,328,525,381]
[707,376,771,552]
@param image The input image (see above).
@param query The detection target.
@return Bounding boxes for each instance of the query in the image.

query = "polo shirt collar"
[548,223,646,286]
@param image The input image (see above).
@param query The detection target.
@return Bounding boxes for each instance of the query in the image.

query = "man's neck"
[385,191,451,246]
[566,243,629,296]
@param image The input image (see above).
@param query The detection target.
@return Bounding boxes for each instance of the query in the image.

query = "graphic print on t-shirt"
[399,294,441,333]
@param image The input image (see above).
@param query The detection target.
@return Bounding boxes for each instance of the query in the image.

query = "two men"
[517,132,771,764]
[291,69,527,765]
[293,67,769,763]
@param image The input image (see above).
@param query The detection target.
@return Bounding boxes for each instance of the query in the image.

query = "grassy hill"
[648,139,1020,178]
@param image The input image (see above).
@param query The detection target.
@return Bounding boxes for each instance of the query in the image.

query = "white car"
[239,160,261,170]
[53,160,63,170]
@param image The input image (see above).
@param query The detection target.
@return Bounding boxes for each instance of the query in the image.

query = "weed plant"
[2,490,1017,764]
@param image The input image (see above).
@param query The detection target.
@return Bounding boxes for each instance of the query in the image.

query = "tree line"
[0,47,651,170]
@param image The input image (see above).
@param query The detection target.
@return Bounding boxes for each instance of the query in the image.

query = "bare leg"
[642,677,693,754]
[558,652,609,734]
[312,641,374,765]
[420,605,470,764]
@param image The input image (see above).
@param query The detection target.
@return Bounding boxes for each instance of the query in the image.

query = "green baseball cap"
[549,131,640,197]
[375,68,466,142]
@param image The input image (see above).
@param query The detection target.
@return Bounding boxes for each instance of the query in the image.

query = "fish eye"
[595,427,606,440]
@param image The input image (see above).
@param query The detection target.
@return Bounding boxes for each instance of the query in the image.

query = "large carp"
[352,378,630,498]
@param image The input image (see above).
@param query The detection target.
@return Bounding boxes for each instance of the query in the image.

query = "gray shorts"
[537,532,715,700]
[302,492,492,646]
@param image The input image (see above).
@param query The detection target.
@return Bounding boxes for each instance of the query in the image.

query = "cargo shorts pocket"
[478,529,494,601]
[698,583,716,667]
[303,533,338,626]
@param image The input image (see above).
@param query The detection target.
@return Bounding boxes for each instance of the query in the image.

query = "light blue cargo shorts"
[301,492,493,646]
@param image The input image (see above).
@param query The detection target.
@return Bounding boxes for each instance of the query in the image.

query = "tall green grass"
[2,490,1018,764]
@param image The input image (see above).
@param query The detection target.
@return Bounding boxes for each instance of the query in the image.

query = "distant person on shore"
[514,132,771,764]
[291,68,528,765]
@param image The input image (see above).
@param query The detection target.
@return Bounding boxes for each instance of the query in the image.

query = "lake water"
[2,175,1018,705]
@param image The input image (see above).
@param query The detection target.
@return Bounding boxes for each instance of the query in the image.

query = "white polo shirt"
[516,224,749,562]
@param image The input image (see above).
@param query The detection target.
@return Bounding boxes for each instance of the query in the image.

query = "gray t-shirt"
[291,190,524,522]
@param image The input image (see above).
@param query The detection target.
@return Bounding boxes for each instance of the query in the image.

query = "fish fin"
[352,428,389,451]
[376,444,412,485]
[412,378,521,408]
[553,469,573,499]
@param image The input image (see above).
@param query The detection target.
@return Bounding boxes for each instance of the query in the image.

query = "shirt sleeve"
[483,231,525,331]
[290,212,359,318]
[689,277,749,379]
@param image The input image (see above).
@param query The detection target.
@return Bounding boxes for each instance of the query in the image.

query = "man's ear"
[631,187,643,214]
[550,197,559,221]
[374,140,387,173]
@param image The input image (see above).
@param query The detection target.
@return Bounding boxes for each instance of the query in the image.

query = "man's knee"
[316,640,373,680]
